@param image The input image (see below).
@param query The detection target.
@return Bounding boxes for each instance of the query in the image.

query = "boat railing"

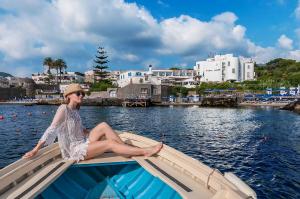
[0,143,63,197]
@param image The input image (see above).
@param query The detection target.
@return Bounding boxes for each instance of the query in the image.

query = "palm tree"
[43,57,53,74]
[55,59,67,83]
[43,57,54,85]
[52,59,59,85]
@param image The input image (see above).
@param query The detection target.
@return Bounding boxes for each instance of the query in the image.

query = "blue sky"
[130,0,299,46]
[0,0,300,77]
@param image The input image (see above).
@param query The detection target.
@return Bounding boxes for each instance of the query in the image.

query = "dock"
[122,98,150,107]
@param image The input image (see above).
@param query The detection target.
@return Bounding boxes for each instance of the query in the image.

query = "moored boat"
[0,132,256,199]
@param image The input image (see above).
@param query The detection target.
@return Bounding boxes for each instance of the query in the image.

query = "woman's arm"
[23,105,66,159]
[23,140,45,158]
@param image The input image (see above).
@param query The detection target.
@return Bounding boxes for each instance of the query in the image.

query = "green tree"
[90,79,116,92]
[54,58,67,84]
[94,46,109,82]
[169,67,181,70]
[170,86,189,96]
[43,57,54,85]
[43,57,53,74]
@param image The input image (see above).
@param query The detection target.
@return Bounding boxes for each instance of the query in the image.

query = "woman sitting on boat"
[23,83,163,162]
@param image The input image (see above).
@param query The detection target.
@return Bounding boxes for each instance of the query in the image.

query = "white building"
[32,72,84,84]
[118,70,148,87]
[194,54,255,82]
[84,70,95,83]
[117,66,198,88]
[84,70,121,84]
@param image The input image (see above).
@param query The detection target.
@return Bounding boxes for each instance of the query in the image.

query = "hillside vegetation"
[255,58,300,86]
[0,72,13,77]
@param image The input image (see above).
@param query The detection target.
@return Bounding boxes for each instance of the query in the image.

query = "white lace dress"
[39,104,90,162]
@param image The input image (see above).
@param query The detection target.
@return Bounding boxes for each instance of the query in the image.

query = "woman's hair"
[63,94,81,110]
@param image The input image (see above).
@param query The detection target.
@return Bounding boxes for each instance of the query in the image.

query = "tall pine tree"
[93,46,109,82]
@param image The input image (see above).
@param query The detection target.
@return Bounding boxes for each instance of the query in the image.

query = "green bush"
[90,80,115,92]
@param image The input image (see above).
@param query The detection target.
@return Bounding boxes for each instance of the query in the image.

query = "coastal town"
[0,53,299,109]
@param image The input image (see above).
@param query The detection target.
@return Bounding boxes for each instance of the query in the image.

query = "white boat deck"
[0,132,256,199]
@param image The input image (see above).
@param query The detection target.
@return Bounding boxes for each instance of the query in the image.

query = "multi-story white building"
[194,54,255,82]
[117,66,198,88]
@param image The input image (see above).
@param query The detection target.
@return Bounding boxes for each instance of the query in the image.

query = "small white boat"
[0,132,256,199]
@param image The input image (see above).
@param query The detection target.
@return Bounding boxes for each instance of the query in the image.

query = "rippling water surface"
[0,105,299,198]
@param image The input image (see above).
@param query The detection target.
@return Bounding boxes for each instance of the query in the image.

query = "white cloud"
[277,35,293,50]
[288,50,300,60]
[0,0,299,76]
[157,0,169,7]
[212,12,238,24]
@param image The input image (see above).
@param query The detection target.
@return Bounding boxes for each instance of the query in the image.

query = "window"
[128,72,132,77]
[247,72,250,78]
[247,65,250,69]
[228,61,230,66]
[141,88,148,94]
[136,72,142,76]
[159,72,166,76]
[232,68,235,74]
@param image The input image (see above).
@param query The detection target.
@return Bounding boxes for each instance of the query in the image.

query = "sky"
[0,0,300,77]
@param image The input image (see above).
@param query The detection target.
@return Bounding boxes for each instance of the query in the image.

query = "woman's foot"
[144,142,163,157]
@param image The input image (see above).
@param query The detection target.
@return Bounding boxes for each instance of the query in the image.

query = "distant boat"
[0,132,256,199]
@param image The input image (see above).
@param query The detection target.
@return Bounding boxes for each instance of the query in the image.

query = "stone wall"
[0,87,26,100]
[152,85,172,103]
[117,84,152,99]
[201,97,238,107]
[117,84,172,103]
[82,98,123,106]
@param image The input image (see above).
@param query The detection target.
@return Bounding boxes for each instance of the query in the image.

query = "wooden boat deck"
[78,152,134,165]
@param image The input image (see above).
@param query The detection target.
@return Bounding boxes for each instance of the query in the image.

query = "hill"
[255,58,300,86]
[0,72,13,77]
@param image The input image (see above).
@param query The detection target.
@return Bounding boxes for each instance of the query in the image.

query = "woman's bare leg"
[85,140,163,160]
[88,122,124,144]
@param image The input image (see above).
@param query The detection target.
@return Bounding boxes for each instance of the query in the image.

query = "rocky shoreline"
[281,100,300,114]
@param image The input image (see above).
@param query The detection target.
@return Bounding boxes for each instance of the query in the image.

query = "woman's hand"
[23,148,38,159]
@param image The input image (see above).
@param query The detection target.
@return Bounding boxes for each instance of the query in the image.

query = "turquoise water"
[0,105,299,198]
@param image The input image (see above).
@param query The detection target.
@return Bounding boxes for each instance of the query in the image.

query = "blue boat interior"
[36,161,182,199]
